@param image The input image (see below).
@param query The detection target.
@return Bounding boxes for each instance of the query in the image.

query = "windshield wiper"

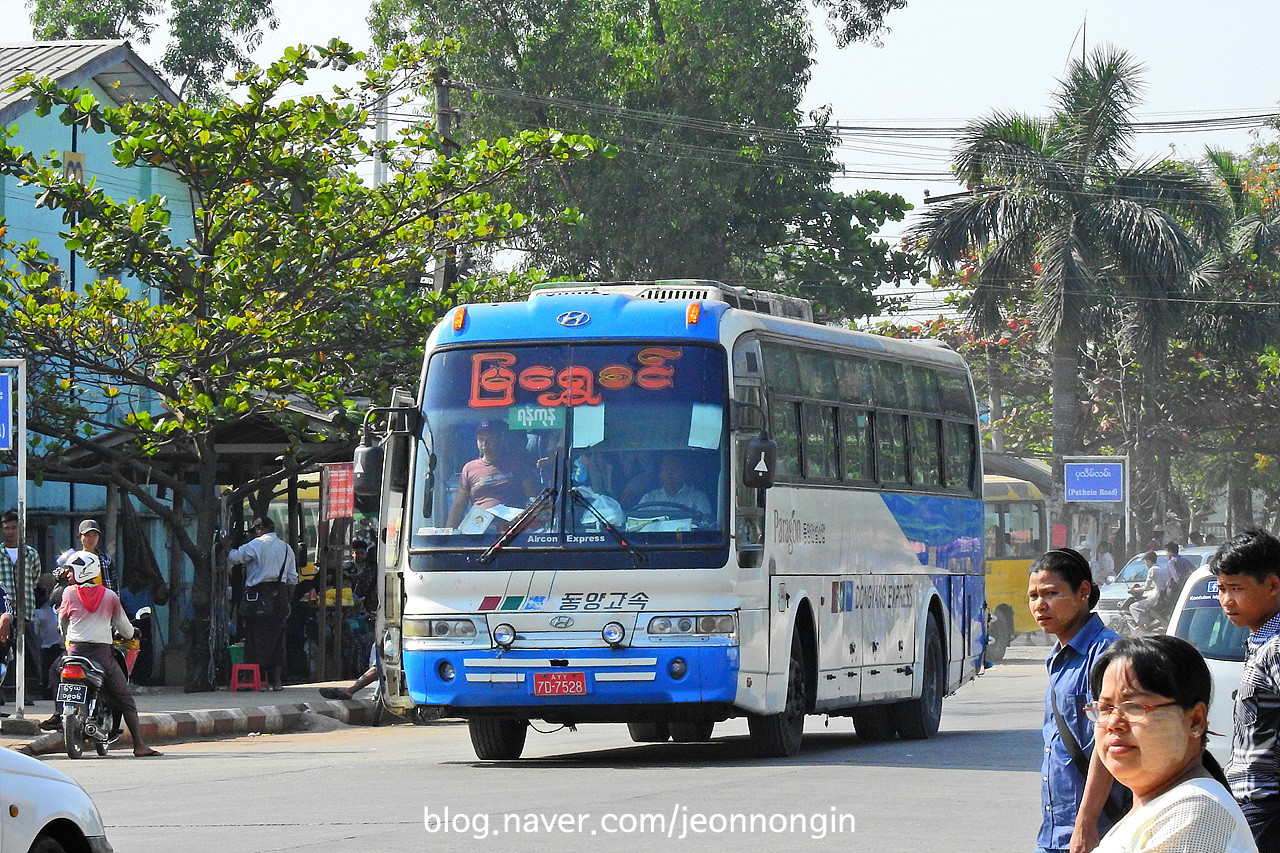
[570,487,647,565]
[477,485,557,566]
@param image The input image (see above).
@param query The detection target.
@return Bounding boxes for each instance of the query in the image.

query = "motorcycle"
[1108,588,1168,638]
[56,607,149,759]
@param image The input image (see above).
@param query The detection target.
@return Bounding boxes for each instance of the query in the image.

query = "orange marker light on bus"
[686,302,701,326]
[453,307,467,331]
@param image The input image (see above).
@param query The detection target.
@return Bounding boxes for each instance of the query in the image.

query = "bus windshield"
[410,342,729,559]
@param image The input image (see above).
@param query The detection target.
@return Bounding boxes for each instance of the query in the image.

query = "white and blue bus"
[361,280,986,759]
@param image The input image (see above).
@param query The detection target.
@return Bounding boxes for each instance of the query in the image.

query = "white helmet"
[67,550,101,585]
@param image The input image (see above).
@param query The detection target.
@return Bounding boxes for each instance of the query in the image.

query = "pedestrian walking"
[1208,529,1280,850]
[228,517,297,691]
[1028,547,1125,853]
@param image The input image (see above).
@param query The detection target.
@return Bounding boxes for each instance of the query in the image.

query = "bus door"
[376,388,417,712]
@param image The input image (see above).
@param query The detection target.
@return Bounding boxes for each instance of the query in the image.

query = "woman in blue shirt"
[1029,548,1122,853]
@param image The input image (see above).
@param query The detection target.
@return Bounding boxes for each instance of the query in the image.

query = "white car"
[1167,566,1249,766]
[0,746,113,853]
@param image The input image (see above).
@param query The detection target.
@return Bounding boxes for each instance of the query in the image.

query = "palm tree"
[1187,147,1280,529]
[911,45,1227,543]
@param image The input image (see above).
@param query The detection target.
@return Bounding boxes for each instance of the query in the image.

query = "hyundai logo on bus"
[556,311,591,327]
[0,373,10,451]
[549,616,575,629]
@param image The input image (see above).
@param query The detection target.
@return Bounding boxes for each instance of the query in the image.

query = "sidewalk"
[0,680,387,756]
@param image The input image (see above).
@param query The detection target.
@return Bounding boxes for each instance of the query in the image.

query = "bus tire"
[851,705,894,741]
[986,606,1013,664]
[669,721,715,742]
[893,616,945,740]
[748,632,807,758]
[469,717,528,760]
[627,721,671,743]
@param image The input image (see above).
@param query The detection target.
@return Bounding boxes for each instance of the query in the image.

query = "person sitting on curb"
[51,551,161,756]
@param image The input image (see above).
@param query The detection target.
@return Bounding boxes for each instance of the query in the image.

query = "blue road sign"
[0,373,10,451]
[1064,461,1124,502]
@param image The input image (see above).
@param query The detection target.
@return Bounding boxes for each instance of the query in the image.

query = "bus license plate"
[533,672,588,696]
[56,683,87,704]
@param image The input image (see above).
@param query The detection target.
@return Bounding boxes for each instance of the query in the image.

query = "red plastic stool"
[230,663,262,692]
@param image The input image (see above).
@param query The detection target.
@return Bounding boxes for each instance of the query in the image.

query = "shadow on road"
[453,725,1041,771]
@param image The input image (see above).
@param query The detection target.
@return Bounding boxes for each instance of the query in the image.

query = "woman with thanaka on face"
[1086,635,1257,852]
[1028,548,1123,853]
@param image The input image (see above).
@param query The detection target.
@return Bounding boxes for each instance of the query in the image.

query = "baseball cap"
[78,519,102,535]
[476,419,509,434]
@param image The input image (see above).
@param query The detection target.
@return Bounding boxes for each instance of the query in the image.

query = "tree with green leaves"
[0,40,604,689]
[367,0,921,321]
[911,45,1227,528]
[28,0,278,103]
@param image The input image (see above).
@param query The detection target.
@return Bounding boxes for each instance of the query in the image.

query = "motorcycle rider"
[56,551,160,757]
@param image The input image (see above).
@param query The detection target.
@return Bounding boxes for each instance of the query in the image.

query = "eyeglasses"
[1083,700,1181,723]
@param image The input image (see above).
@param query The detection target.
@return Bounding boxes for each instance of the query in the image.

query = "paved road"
[48,647,1051,853]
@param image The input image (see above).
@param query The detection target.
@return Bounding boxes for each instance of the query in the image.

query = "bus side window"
[770,399,801,479]
[876,413,908,484]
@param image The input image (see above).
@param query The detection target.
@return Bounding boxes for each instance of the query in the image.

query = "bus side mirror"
[353,438,384,497]
[743,436,776,490]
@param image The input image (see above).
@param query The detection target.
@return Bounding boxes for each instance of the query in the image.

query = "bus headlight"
[647,613,737,636]
[429,619,478,638]
[403,618,478,639]
[493,623,516,649]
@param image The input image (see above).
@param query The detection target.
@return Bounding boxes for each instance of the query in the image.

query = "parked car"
[1095,545,1218,628]
[0,745,113,852]
[1167,566,1249,765]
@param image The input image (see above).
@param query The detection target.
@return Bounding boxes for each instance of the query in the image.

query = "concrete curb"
[14,698,378,756]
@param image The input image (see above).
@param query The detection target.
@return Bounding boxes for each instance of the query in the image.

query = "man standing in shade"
[229,517,297,691]
[1,510,41,706]
[77,519,118,591]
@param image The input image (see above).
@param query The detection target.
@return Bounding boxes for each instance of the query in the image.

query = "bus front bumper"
[403,645,739,709]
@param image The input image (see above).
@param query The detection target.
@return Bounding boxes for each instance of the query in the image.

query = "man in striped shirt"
[1211,528,1280,851]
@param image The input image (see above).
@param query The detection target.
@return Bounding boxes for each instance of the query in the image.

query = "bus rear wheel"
[986,606,1012,664]
[469,717,528,760]
[893,616,945,740]
[748,632,807,758]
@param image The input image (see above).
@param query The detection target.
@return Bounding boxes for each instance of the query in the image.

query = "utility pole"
[431,66,459,293]
[0,360,30,727]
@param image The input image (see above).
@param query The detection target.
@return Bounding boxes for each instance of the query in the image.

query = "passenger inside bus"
[445,420,540,529]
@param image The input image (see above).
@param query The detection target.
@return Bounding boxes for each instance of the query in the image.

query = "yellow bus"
[983,475,1046,662]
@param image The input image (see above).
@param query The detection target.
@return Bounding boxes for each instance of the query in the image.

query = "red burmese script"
[470,347,683,408]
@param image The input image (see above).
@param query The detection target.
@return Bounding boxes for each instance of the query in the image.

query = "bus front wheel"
[748,632,807,758]
[627,721,671,743]
[669,721,715,742]
[469,717,528,760]
[893,616,945,740]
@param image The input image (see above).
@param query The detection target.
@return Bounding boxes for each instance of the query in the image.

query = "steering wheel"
[629,501,712,529]
[630,500,695,516]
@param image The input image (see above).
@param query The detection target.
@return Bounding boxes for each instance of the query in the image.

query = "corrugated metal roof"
[0,40,180,125]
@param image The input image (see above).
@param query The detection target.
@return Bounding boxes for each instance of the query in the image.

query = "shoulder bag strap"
[1051,692,1124,822]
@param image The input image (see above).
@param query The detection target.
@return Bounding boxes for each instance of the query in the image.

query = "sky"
[3,0,1278,314]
